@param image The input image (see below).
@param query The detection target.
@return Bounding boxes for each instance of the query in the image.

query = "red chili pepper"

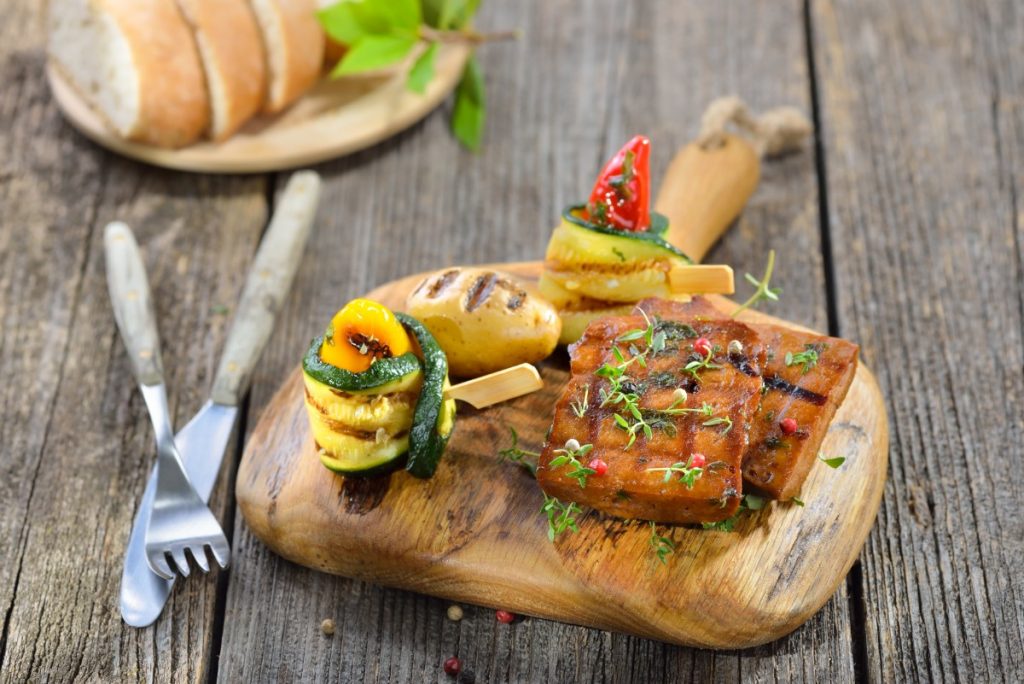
[583,135,651,231]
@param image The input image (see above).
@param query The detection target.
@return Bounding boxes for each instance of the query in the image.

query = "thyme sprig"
[646,455,704,489]
[786,343,824,375]
[541,494,582,541]
[569,385,589,418]
[701,494,766,531]
[649,522,675,565]
[498,427,539,476]
[732,250,781,318]
[683,347,722,382]
[670,399,734,435]
[549,439,595,488]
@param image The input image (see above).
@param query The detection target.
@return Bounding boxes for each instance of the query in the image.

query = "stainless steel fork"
[104,221,230,580]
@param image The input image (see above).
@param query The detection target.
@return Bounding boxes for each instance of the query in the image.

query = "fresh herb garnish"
[818,452,846,469]
[498,427,539,476]
[646,455,704,489]
[569,385,589,418]
[683,347,722,382]
[541,494,582,541]
[317,0,516,151]
[549,439,595,488]
[785,343,823,374]
[611,247,627,262]
[607,150,635,200]
[791,496,805,507]
[649,521,675,564]
[701,494,766,531]
[732,250,781,318]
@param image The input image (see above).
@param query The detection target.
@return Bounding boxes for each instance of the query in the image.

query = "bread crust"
[103,0,210,147]
[251,0,325,113]
[175,0,266,140]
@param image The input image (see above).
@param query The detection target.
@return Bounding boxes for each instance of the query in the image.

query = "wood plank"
[811,0,1024,680]
[0,4,268,680]
[220,0,859,679]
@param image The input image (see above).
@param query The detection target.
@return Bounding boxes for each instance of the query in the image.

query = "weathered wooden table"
[2,0,1021,681]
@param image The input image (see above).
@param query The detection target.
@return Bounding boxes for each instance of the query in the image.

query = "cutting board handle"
[654,133,760,263]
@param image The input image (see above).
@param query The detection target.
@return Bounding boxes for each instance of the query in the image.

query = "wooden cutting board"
[235,138,888,649]
[47,44,468,174]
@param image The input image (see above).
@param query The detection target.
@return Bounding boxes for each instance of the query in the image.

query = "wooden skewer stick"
[444,363,543,409]
[667,264,735,295]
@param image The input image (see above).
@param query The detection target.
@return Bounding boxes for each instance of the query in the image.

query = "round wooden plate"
[46,44,470,174]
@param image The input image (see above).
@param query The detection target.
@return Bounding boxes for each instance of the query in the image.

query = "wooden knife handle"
[104,221,164,387]
[211,171,321,406]
[654,133,760,263]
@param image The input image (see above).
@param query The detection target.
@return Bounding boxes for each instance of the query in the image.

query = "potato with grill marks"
[406,268,561,378]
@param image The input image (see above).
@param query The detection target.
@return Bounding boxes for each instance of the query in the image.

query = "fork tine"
[149,552,175,580]
[190,545,211,573]
[208,540,230,570]
[171,547,191,577]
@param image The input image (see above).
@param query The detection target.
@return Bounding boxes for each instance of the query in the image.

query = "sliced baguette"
[175,0,267,141]
[48,0,209,148]
[248,0,325,113]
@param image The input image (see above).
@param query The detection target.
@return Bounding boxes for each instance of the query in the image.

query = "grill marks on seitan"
[537,309,766,524]
[741,325,858,499]
[636,297,859,503]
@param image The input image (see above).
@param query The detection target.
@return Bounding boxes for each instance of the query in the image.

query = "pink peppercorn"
[495,609,515,624]
[689,453,707,469]
[588,458,608,476]
[780,417,798,435]
[694,337,713,356]
[443,657,461,676]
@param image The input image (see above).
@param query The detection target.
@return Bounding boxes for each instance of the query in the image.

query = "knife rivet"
[139,349,152,359]
[227,362,239,373]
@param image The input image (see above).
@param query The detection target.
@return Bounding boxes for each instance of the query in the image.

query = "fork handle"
[211,171,321,406]
[105,222,164,387]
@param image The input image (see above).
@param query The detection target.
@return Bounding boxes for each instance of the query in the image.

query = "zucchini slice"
[396,312,456,478]
[550,205,692,264]
[302,336,422,394]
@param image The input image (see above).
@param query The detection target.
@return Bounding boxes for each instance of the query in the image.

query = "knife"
[119,171,322,627]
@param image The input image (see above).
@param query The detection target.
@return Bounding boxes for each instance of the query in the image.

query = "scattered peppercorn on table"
[5,0,1023,681]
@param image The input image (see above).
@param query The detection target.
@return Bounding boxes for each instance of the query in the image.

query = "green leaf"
[331,34,418,77]
[317,3,366,45]
[319,0,421,44]
[406,42,438,93]
[420,0,447,28]
[819,453,846,469]
[451,57,485,151]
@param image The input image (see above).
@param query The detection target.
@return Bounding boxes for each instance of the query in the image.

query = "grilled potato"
[406,268,561,378]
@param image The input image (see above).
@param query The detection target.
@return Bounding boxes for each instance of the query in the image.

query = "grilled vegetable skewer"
[302,299,543,478]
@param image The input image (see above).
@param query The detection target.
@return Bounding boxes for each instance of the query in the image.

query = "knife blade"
[119,171,321,627]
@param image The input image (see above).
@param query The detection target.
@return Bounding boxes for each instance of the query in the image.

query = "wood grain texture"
[0,5,268,681]
[235,261,887,650]
[811,0,1024,681]
[45,44,470,174]
[218,0,865,680]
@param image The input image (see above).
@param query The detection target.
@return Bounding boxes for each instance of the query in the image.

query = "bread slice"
[175,0,267,141]
[48,0,210,148]
[247,0,325,113]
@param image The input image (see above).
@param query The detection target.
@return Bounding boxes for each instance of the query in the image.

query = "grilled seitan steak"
[636,298,859,501]
[536,306,766,524]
